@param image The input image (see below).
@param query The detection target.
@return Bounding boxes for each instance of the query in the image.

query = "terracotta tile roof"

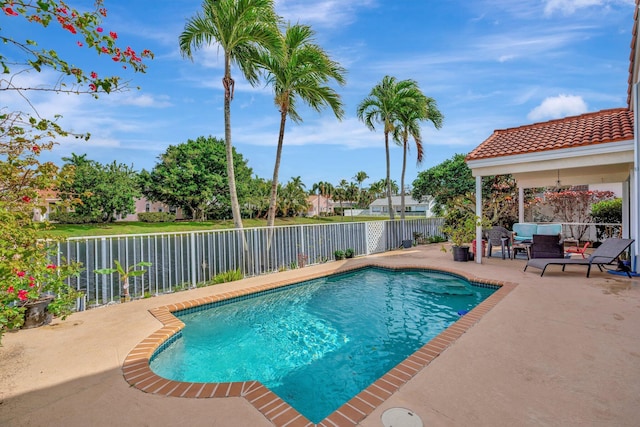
[466,108,634,161]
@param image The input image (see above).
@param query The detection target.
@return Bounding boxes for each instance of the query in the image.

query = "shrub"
[591,198,622,240]
[426,235,447,244]
[49,212,102,224]
[334,250,345,260]
[138,212,176,223]
[345,248,355,258]
[212,269,243,284]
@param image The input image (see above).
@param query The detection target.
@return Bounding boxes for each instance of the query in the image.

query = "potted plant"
[345,248,355,258]
[95,260,152,302]
[334,250,345,260]
[441,216,490,262]
[0,209,83,335]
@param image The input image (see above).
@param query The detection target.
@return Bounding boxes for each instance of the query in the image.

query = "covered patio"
[466,107,636,270]
[466,0,640,270]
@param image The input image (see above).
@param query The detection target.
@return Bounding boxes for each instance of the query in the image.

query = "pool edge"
[122,262,516,427]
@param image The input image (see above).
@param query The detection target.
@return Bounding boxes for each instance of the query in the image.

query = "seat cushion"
[513,223,538,241]
[536,224,562,236]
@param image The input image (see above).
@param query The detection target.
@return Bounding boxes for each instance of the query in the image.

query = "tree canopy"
[412,153,474,214]
[140,136,253,221]
[59,154,140,222]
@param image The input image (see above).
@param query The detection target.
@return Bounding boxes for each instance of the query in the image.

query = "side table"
[512,241,532,260]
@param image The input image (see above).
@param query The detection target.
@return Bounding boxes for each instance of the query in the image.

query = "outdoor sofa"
[512,223,562,242]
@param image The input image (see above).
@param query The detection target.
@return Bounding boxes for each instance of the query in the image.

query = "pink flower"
[63,24,77,34]
[89,83,97,91]
[47,264,57,270]
[3,7,19,16]
[16,270,26,278]
[77,41,83,47]
[7,286,15,293]
[101,46,109,54]
[109,31,118,39]
[22,196,31,203]
[18,290,28,301]
[97,27,103,33]
[32,145,40,153]
[90,71,98,79]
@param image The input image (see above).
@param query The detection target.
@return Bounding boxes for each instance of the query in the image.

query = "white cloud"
[543,0,633,15]
[113,93,172,108]
[527,94,588,121]
[275,0,377,28]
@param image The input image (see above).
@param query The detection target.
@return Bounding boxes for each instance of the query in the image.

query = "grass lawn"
[42,215,388,238]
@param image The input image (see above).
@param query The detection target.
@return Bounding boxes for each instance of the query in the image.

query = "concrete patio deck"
[1,243,639,426]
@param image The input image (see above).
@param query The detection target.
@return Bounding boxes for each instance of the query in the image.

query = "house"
[32,189,60,222]
[307,194,334,216]
[368,195,437,217]
[33,191,183,222]
[118,198,184,221]
[466,1,639,271]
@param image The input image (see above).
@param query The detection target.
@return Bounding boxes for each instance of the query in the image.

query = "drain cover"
[381,407,424,427]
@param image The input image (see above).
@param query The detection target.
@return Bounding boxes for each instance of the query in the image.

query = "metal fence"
[56,218,445,310]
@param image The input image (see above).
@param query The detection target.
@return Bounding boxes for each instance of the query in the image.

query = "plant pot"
[402,239,413,249]
[21,296,55,329]
[452,246,470,262]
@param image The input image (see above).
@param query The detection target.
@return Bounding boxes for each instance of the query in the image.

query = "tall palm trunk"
[224,53,243,230]
[384,131,394,220]
[267,108,288,228]
[400,136,408,220]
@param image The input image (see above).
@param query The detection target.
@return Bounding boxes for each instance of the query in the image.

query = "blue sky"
[4,0,636,191]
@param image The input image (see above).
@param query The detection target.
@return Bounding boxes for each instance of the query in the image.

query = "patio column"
[632,83,640,272]
[519,186,524,223]
[475,175,483,264]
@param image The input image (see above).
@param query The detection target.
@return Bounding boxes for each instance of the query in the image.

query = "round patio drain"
[381,407,423,427]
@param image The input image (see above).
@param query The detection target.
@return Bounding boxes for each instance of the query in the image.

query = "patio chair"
[565,241,591,259]
[524,238,635,277]
[529,234,564,259]
[485,226,512,260]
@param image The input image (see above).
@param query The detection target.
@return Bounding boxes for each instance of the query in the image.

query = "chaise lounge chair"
[524,238,635,277]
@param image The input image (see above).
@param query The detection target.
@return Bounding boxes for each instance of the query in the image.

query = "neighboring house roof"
[369,196,431,207]
[466,108,634,162]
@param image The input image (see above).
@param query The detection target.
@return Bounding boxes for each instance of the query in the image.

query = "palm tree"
[393,94,443,219]
[260,23,346,228]
[357,76,424,220]
[179,0,281,229]
[334,179,349,216]
[353,170,369,207]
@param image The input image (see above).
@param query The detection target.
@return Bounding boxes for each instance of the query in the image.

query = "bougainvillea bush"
[1,0,152,342]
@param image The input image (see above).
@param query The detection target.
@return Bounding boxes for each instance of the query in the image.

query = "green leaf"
[37,1,50,12]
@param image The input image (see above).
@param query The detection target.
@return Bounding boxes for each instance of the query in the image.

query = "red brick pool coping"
[122,263,515,426]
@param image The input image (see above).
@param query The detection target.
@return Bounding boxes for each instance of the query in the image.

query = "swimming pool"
[149,267,497,423]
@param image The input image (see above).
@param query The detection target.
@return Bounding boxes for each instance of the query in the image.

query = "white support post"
[519,186,525,223]
[632,83,640,272]
[475,175,483,264]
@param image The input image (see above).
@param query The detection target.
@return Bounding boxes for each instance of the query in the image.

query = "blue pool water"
[150,267,496,423]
